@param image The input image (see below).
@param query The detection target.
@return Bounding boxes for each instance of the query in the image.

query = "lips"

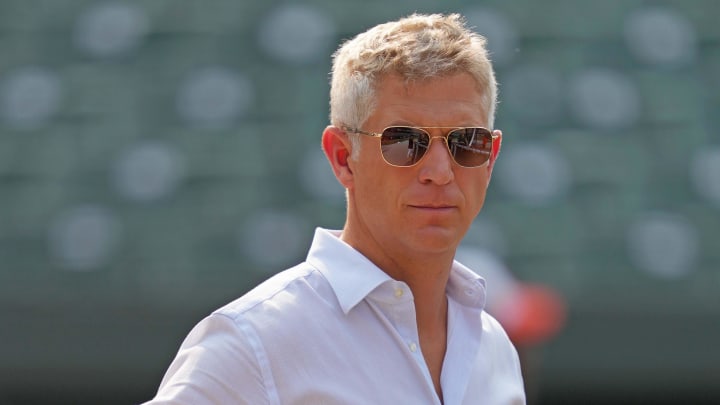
[408,203,457,210]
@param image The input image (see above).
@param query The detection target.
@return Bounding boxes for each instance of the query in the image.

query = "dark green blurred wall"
[0,1,719,404]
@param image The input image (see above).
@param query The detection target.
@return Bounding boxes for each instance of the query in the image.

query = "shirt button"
[409,342,418,352]
[465,289,475,296]
[394,288,404,298]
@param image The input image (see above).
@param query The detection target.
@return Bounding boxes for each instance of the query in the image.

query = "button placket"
[388,283,421,356]
[378,281,437,400]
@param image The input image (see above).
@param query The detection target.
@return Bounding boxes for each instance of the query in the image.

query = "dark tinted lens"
[447,128,493,167]
[379,127,429,166]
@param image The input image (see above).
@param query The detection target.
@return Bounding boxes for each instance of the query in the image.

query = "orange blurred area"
[497,284,567,347]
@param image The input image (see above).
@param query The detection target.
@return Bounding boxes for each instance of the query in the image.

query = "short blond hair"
[329,13,497,140]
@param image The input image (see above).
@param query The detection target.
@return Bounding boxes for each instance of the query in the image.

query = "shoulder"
[148,264,333,403]
[214,262,334,323]
[481,311,515,347]
[481,310,506,333]
[480,311,524,371]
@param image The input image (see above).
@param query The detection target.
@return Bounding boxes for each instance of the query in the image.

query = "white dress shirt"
[146,228,526,405]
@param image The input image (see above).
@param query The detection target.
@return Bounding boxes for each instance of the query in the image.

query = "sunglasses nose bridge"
[421,134,457,165]
[425,133,450,149]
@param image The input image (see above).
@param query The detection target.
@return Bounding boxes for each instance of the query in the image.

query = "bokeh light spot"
[627,212,698,279]
[48,205,121,271]
[74,1,149,58]
[239,210,310,270]
[176,67,253,128]
[0,67,62,129]
[569,69,640,129]
[625,7,697,68]
[497,142,572,204]
[112,141,185,202]
[257,4,336,65]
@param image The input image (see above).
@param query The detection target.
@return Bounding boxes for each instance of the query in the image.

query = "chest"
[252,299,524,404]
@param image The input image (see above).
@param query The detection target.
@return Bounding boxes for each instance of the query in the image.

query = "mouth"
[408,204,456,210]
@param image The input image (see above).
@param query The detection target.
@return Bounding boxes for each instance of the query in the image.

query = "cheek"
[352,163,390,204]
[461,174,491,212]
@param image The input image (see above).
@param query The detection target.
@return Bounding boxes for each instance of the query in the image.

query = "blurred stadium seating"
[0,0,718,404]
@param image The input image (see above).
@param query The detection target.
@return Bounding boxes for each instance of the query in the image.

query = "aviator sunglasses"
[342,126,497,168]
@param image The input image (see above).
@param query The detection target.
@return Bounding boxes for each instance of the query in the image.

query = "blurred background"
[0,0,718,404]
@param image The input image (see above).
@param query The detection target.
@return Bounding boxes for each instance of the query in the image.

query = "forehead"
[369,73,487,127]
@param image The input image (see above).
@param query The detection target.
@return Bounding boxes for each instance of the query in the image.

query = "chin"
[410,226,462,253]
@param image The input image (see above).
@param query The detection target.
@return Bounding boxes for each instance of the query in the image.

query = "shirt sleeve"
[143,313,273,405]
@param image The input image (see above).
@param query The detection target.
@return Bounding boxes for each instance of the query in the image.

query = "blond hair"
[329,13,497,151]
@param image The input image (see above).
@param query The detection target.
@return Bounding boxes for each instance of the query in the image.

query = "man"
[146,13,525,404]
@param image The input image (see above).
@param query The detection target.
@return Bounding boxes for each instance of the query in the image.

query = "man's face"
[343,72,498,260]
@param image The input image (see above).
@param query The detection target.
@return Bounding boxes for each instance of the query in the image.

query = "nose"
[417,136,454,185]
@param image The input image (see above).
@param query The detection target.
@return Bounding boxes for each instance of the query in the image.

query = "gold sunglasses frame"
[341,125,498,168]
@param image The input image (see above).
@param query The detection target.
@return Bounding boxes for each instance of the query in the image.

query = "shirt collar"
[306,228,392,314]
[447,260,487,309]
[306,228,487,313]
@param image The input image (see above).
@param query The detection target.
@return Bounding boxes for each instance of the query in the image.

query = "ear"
[322,125,354,189]
[487,129,502,176]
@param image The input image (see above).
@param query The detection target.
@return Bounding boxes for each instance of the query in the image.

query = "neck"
[395,259,451,326]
